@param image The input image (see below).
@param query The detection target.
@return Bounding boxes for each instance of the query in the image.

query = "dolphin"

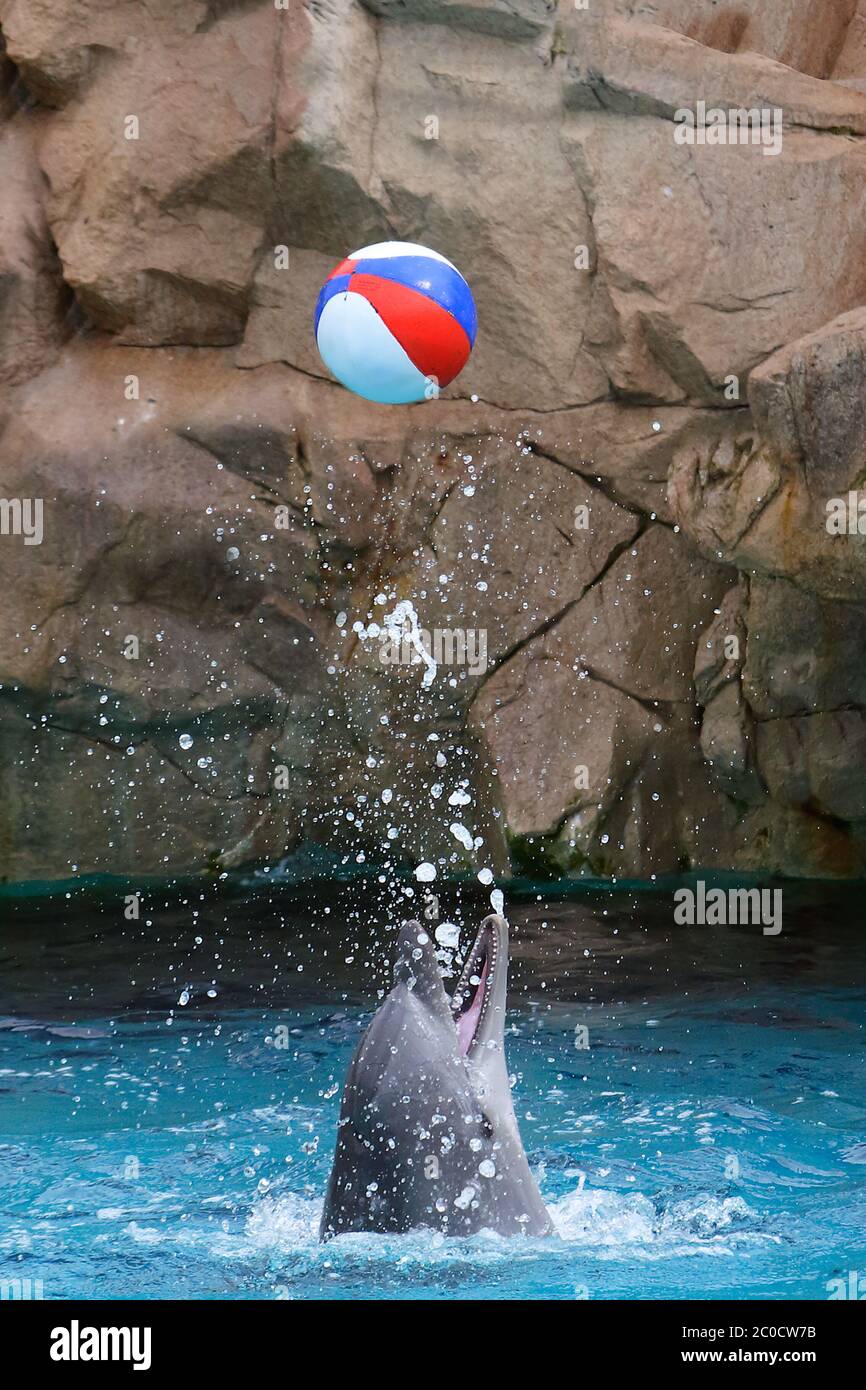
[320,913,554,1240]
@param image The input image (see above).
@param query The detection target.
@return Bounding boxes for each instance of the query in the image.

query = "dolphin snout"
[395,919,437,971]
[393,919,451,1009]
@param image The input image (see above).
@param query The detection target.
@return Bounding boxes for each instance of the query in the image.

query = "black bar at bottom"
[2,1297,859,1374]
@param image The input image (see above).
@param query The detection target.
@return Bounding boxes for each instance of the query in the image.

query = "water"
[1,881,864,1300]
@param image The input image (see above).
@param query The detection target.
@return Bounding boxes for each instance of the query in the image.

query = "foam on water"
[237,1185,772,1275]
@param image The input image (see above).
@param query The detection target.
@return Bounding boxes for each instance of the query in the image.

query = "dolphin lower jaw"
[450,915,505,1058]
[455,952,488,1055]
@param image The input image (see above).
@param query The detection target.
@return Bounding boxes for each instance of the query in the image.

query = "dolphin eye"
[479,1111,494,1139]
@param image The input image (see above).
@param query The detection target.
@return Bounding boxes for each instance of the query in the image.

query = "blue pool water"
[1,883,864,1300]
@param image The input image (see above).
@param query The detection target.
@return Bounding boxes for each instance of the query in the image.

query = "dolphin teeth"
[451,921,499,1053]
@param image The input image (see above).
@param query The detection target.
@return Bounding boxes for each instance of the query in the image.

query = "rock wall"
[2,0,866,883]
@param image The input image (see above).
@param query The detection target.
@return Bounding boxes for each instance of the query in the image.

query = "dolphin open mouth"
[450,918,499,1056]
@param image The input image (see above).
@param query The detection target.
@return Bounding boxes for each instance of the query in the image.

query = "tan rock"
[0,115,66,387]
[700,680,765,803]
[692,580,764,803]
[743,576,866,720]
[691,573,866,852]
[2,0,866,884]
[725,799,866,878]
[562,14,866,132]
[0,343,344,878]
[562,111,866,404]
[670,310,866,605]
[749,305,866,496]
[833,1,866,80]
[756,710,866,821]
[366,436,641,690]
[694,580,747,708]
[469,524,733,872]
[0,697,303,880]
[638,1,858,81]
[33,7,301,344]
[0,0,206,106]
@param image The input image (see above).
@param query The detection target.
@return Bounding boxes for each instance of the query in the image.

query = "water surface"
[1,881,864,1299]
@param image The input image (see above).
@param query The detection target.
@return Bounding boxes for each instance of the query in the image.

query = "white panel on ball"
[316,291,431,405]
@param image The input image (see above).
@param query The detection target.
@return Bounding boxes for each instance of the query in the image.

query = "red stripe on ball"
[328,258,358,280]
[349,272,471,387]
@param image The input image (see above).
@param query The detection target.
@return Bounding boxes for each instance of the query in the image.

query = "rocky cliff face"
[2,0,866,884]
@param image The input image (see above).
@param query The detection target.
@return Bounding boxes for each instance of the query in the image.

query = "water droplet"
[435,922,459,948]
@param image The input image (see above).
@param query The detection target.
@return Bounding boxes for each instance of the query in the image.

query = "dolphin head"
[319,911,554,1240]
[393,913,511,1105]
[391,911,522,1139]
[395,912,512,1098]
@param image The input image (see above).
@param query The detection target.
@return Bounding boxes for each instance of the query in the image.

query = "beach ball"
[314,241,477,404]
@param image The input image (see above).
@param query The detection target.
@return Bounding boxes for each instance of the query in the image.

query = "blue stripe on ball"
[348,255,477,346]
[314,272,352,337]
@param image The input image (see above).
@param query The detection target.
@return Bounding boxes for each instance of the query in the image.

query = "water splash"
[382,599,437,688]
